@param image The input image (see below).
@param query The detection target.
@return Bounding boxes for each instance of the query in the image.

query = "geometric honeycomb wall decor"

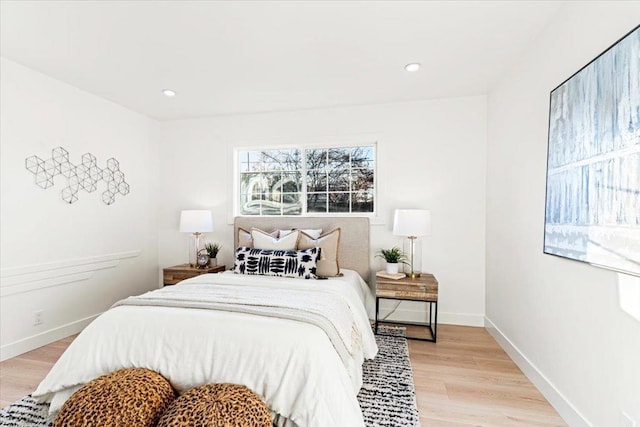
[25,146,130,205]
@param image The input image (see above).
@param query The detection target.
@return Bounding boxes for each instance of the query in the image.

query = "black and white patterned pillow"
[234,246,320,279]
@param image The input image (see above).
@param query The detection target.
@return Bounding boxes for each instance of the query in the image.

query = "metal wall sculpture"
[25,147,130,205]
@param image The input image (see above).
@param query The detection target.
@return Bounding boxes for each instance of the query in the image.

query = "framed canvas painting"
[544,25,640,276]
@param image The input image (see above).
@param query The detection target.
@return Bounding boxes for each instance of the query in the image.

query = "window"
[238,144,375,216]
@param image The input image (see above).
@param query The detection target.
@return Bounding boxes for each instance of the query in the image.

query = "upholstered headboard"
[234,216,371,283]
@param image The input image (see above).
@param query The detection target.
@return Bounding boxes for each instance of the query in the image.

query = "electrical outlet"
[33,310,43,326]
[621,411,637,427]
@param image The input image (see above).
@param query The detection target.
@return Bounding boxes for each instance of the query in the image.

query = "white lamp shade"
[179,210,213,233]
[393,209,431,237]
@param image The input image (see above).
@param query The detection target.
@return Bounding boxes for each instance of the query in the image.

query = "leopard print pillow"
[157,383,271,427]
[54,368,175,427]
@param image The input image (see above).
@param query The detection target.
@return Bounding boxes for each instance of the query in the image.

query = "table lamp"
[179,210,213,267]
[393,209,431,278]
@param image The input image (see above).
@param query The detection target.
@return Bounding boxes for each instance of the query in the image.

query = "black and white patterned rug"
[359,326,421,426]
[0,326,419,426]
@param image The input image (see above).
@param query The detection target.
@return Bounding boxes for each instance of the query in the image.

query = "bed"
[32,217,378,427]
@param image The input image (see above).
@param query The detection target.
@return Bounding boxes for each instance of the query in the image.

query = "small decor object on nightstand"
[376,271,406,280]
[204,242,221,267]
[376,247,408,275]
[196,250,210,269]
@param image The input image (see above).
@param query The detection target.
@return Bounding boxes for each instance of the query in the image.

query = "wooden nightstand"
[163,264,225,286]
[375,273,438,342]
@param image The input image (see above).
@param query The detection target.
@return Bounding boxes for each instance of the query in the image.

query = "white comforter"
[33,269,378,427]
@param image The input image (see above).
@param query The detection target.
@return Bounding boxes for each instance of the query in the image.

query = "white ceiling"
[0,1,563,121]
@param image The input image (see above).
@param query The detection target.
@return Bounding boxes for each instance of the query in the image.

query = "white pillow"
[251,228,299,250]
[279,229,323,239]
[238,227,278,247]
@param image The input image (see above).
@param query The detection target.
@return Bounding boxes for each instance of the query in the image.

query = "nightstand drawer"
[376,282,435,293]
[375,273,439,302]
[376,288,437,301]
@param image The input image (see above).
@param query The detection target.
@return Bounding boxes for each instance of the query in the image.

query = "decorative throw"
[53,368,175,427]
[157,383,271,427]
[112,282,359,367]
[234,246,320,279]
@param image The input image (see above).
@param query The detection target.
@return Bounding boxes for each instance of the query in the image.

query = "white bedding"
[33,269,378,427]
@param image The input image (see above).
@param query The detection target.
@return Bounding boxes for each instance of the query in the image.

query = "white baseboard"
[381,303,485,327]
[484,317,592,427]
[0,313,100,361]
[438,312,485,327]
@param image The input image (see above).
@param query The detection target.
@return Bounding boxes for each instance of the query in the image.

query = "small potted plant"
[204,242,221,267]
[376,247,408,274]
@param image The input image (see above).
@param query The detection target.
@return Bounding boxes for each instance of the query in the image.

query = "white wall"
[486,3,640,427]
[158,96,487,326]
[0,58,160,360]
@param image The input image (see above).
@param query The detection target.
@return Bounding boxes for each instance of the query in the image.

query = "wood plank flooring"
[0,335,76,408]
[407,325,565,426]
[0,325,566,426]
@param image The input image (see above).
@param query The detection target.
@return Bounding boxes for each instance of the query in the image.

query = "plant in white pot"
[376,247,408,274]
[204,242,221,267]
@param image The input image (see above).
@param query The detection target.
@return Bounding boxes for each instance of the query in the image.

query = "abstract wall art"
[25,147,130,205]
[544,25,640,276]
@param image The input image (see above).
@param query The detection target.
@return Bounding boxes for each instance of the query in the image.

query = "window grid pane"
[239,145,374,216]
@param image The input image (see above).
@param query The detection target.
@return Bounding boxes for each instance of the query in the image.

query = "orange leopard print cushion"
[157,383,271,427]
[53,368,175,427]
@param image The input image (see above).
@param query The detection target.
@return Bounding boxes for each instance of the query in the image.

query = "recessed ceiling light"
[162,89,176,97]
[405,63,421,72]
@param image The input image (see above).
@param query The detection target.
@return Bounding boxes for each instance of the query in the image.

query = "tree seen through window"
[239,145,375,215]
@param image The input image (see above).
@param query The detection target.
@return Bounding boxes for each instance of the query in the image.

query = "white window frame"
[233,142,377,217]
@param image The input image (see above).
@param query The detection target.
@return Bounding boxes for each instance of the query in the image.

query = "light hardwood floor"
[0,335,76,408]
[0,325,566,426]
[407,325,565,426]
